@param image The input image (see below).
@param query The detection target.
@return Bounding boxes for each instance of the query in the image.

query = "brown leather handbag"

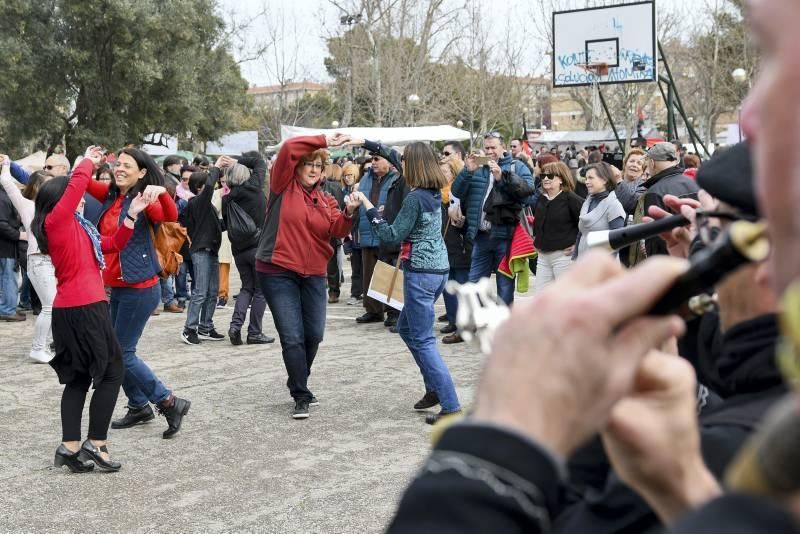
[149,222,190,278]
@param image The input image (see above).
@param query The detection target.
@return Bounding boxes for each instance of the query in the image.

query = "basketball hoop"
[577,63,609,129]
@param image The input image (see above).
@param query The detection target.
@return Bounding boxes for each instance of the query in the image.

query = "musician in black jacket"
[221,152,274,346]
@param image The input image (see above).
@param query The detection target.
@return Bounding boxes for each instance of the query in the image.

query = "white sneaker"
[29,350,53,363]
[346,297,361,305]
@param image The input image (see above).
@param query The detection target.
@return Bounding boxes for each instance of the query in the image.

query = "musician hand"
[645,195,702,259]
[472,252,687,458]
[602,350,721,524]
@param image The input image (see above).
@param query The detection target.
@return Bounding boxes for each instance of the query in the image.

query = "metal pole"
[598,88,623,150]
[667,82,675,141]
[658,41,712,159]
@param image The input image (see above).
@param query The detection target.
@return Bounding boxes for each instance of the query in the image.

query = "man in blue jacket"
[451,132,533,305]
[355,154,400,323]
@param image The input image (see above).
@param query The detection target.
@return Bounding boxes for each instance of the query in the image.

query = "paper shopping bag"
[367,259,404,311]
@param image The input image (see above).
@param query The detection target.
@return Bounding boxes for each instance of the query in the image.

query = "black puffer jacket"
[222,155,267,254]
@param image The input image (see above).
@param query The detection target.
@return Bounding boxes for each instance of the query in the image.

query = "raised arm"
[10,161,31,185]
[0,160,33,227]
[451,165,472,199]
[48,158,93,224]
[237,154,267,189]
[271,135,328,194]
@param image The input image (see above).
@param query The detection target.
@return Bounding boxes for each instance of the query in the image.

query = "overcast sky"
[218,0,696,86]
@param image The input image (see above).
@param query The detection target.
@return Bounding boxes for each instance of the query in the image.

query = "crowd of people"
[0,121,757,470]
[3,1,800,531]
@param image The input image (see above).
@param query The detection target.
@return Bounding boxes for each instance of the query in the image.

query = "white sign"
[206,131,259,155]
[553,1,657,87]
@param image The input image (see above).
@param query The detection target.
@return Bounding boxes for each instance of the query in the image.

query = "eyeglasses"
[303,162,324,170]
[695,209,758,247]
[371,156,383,162]
[343,174,355,179]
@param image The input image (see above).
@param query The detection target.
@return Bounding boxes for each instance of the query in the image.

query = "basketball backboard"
[552,1,657,87]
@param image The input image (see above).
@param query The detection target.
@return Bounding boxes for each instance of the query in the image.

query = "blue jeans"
[160,276,175,305]
[468,232,515,306]
[398,271,460,413]
[0,257,18,316]
[259,271,326,402]
[110,285,171,409]
[185,250,219,333]
[443,268,470,325]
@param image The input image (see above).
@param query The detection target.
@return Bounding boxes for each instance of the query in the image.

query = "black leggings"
[61,357,124,442]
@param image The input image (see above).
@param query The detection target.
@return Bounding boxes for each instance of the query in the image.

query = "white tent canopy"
[527,128,661,145]
[15,151,47,171]
[280,124,471,145]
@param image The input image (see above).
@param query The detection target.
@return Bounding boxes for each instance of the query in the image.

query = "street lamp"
[731,68,748,141]
[331,120,340,128]
[456,120,464,128]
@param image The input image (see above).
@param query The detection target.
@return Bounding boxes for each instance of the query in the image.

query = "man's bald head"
[44,154,70,177]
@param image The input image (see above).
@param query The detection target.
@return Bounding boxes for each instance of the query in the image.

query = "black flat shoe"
[437,314,449,323]
[356,313,383,324]
[440,323,457,334]
[79,440,121,472]
[54,444,94,473]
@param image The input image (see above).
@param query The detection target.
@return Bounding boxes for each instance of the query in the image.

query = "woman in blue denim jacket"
[356,142,461,424]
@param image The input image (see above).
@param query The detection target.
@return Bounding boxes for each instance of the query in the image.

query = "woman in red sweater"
[85,148,190,439]
[255,133,361,419]
[31,147,153,472]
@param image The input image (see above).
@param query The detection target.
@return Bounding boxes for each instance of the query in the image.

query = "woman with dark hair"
[0,165,54,361]
[85,147,190,440]
[31,147,153,472]
[95,164,113,183]
[573,162,626,260]
[355,142,461,425]
[255,133,359,420]
[533,161,584,293]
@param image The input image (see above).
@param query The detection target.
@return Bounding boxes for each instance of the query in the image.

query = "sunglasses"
[441,151,452,157]
[44,165,61,171]
[541,173,558,180]
[483,131,503,140]
[371,156,383,162]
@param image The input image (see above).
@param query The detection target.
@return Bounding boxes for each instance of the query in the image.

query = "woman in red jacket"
[31,147,153,472]
[255,133,361,420]
[85,148,190,439]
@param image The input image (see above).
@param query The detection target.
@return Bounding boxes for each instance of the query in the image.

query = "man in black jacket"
[0,184,24,321]
[628,143,699,265]
[181,160,226,345]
